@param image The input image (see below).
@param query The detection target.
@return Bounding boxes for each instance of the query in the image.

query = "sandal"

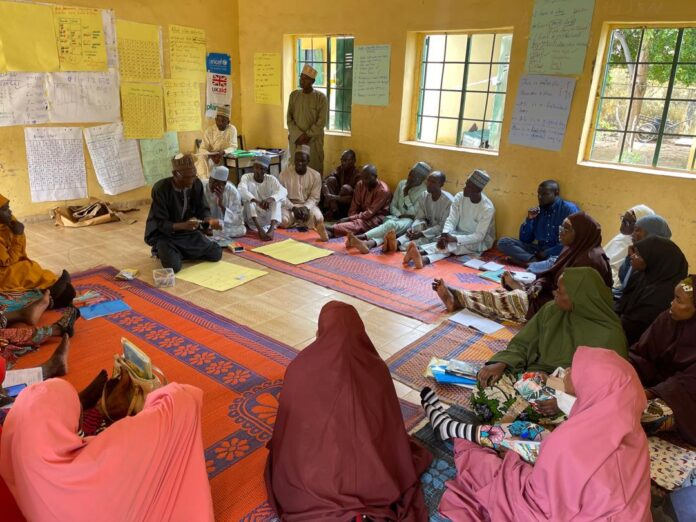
[56,306,81,337]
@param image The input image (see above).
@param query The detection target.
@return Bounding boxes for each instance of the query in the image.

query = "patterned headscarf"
[681,275,694,304]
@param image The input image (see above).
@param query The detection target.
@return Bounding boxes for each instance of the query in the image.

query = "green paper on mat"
[252,238,332,265]
[176,261,267,291]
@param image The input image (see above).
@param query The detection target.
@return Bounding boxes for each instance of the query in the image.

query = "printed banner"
[205,53,231,118]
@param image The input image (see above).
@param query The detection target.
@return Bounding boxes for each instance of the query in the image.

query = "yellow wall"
[1,0,241,217]
[238,0,696,263]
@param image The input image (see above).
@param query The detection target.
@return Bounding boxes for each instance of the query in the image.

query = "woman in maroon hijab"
[630,275,696,445]
[265,301,432,521]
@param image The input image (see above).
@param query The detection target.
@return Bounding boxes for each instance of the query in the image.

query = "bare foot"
[412,246,424,269]
[502,271,523,291]
[316,221,329,242]
[432,278,456,312]
[345,232,353,248]
[403,242,414,265]
[383,229,397,253]
[21,290,50,326]
[41,334,70,379]
[348,234,370,254]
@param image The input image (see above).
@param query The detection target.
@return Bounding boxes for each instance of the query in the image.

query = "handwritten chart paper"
[0,73,49,126]
[526,0,595,76]
[47,70,120,123]
[101,10,118,69]
[25,127,87,202]
[116,20,162,82]
[53,6,107,72]
[139,132,179,185]
[84,123,145,195]
[353,45,390,106]
[508,74,576,151]
[120,82,164,139]
[253,53,280,105]
[169,25,206,83]
[0,1,60,72]
[163,79,200,132]
[177,261,267,291]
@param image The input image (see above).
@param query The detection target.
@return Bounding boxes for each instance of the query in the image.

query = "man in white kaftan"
[238,155,287,241]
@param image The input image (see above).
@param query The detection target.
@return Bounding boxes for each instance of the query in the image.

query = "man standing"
[497,180,579,272]
[238,155,288,241]
[203,165,246,239]
[397,171,454,251]
[278,145,328,241]
[196,105,237,178]
[321,149,361,220]
[287,64,327,173]
[406,169,495,268]
[326,165,392,238]
[145,154,223,273]
[347,161,430,253]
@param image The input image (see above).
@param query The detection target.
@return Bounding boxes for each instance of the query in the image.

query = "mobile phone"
[5,383,27,398]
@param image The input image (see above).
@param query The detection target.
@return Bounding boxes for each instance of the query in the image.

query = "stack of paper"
[463,258,505,271]
[424,357,477,388]
[450,309,504,334]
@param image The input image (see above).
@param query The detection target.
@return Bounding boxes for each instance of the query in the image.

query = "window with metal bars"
[295,36,353,133]
[588,27,696,173]
[415,32,512,152]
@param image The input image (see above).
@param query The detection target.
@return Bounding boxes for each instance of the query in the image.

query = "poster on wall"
[352,44,390,106]
[205,53,231,119]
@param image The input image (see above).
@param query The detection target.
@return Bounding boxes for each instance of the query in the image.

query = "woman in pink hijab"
[425,347,651,521]
[0,378,213,522]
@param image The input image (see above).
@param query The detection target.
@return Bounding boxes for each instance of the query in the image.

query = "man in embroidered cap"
[196,104,238,178]
[321,149,360,220]
[238,154,288,241]
[145,153,223,272]
[405,169,495,268]
[278,144,328,241]
[287,64,327,173]
[347,161,431,254]
[204,165,246,239]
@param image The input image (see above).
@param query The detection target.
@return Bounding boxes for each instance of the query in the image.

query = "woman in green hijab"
[471,267,627,424]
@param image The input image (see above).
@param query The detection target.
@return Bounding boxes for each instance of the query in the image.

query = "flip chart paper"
[47,70,120,123]
[0,73,49,126]
[0,1,60,72]
[53,6,108,72]
[252,239,332,265]
[169,25,206,83]
[116,20,162,82]
[139,132,179,185]
[253,52,280,105]
[163,79,201,132]
[353,45,390,106]
[84,122,145,195]
[120,82,164,139]
[176,261,267,291]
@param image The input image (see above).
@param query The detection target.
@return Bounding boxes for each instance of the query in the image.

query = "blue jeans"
[497,237,538,263]
[528,257,557,274]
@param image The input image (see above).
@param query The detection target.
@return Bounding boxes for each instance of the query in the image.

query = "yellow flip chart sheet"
[116,20,162,82]
[120,82,164,139]
[0,1,60,72]
[53,6,107,71]
[253,52,281,105]
[169,25,206,83]
[252,239,333,265]
[0,39,6,72]
[163,79,201,132]
[176,261,267,291]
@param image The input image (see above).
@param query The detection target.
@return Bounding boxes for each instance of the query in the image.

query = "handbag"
[99,354,167,423]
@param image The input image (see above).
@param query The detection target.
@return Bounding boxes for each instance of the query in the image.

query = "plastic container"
[152,268,176,288]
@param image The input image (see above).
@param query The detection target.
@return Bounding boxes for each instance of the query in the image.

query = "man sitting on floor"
[326,164,391,238]
[238,155,288,242]
[203,165,246,239]
[405,169,495,268]
[347,161,430,253]
[321,149,361,220]
[497,179,579,273]
[398,171,454,252]
[279,145,328,241]
[145,154,223,273]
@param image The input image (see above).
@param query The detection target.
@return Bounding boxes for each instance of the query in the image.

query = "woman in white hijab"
[604,204,654,287]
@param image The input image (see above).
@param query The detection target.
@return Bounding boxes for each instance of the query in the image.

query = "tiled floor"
[24,209,445,405]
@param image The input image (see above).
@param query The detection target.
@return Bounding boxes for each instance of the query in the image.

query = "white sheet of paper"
[25,127,87,202]
[508,75,576,151]
[101,10,119,69]
[512,271,537,283]
[463,258,487,269]
[2,367,43,388]
[450,309,505,334]
[47,70,121,123]
[84,122,146,195]
[481,261,505,271]
[0,73,49,126]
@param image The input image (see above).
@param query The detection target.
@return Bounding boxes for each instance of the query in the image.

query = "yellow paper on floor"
[252,239,332,265]
[176,261,266,291]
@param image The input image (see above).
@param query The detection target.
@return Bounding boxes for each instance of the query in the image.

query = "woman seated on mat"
[433,211,611,323]
[0,378,214,522]
[616,214,672,297]
[0,194,75,311]
[265,301,432,521]
[420,347,651,522]
[615,236,688,345]
[630,275,696,445]
[471,267,627,425]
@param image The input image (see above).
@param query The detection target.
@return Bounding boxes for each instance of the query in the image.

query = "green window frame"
[588,26,696,173]
[295,35,354,133]
[415,32,512,152]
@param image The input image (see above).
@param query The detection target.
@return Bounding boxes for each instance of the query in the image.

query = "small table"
[224,151,283,184]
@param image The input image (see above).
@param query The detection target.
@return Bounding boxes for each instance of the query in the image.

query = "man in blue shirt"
[497,180,579,273]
